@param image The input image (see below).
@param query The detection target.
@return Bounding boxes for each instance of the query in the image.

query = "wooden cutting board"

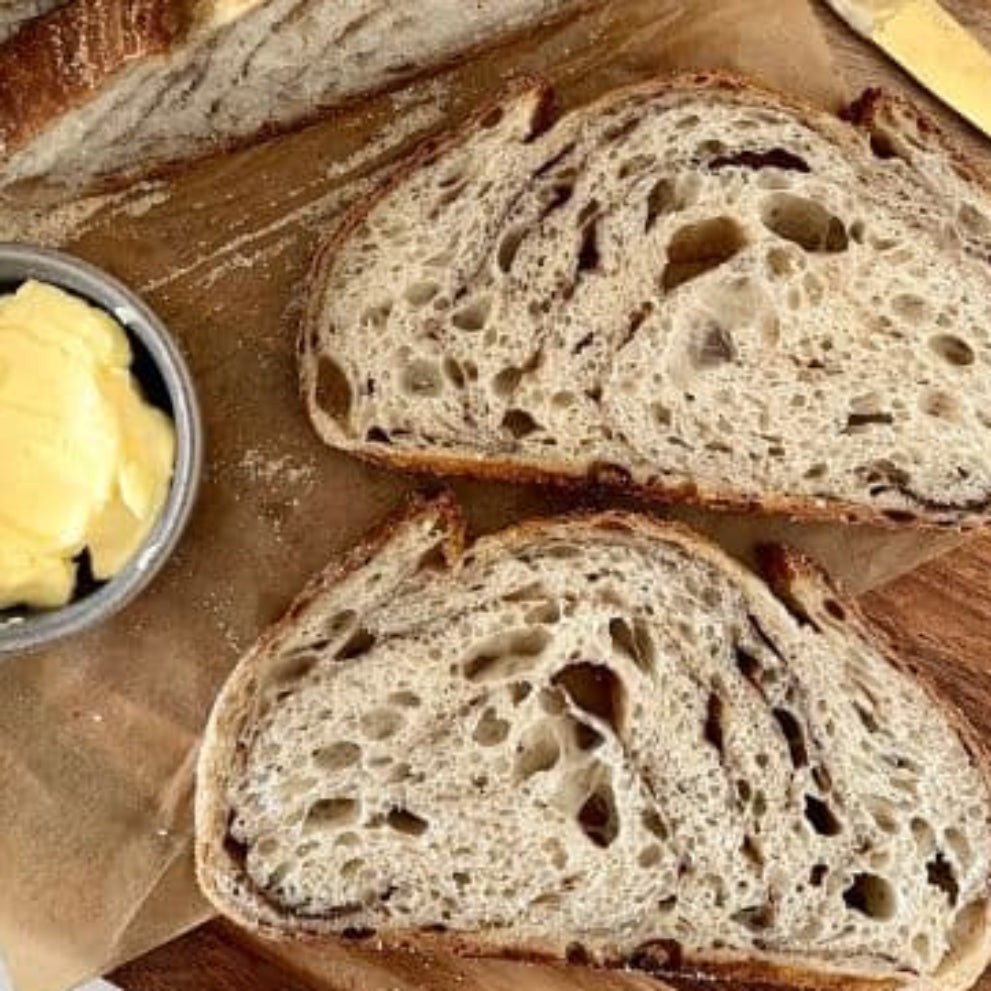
[111,1,991,989]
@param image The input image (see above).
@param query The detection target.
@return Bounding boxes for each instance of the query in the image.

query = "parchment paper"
[0,1,963,988]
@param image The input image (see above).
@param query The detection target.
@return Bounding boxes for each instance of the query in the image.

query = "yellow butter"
[0,280,176,609]
[0,522,76,609]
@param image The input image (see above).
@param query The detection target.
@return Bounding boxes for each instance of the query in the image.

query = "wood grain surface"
[113,1,991,989]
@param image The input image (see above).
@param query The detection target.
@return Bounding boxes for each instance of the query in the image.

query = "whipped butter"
[0,280,175,609]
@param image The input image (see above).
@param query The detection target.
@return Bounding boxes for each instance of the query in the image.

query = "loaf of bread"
[196,495,991,991]
[0,0,601,189]
[300,75,991,529]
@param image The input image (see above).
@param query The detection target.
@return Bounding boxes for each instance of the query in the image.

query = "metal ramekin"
[0,243,203,656]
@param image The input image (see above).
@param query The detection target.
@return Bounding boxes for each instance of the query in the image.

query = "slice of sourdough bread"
[0,0,600,189]
[300,75,991,529]
[196,496,991,991]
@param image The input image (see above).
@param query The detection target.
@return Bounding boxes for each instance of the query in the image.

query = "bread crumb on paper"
[119,182,172,218]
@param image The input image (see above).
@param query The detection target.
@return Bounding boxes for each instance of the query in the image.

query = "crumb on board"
[119,182,172,218]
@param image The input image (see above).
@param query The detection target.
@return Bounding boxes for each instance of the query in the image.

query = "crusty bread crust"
[841,87,991,204]
[0,0,68,42]
[299,72,991,532]
[0,0,608,189]
[0,0,185,159]
[195,496,991,991]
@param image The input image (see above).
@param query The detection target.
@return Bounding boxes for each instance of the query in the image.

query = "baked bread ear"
[195,496,991,991]
[300,74,991,530]
[0,0,602,189]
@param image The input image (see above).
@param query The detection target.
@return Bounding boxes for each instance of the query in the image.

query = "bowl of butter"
[0,244,202,656]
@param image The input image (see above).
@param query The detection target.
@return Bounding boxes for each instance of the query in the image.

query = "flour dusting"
[238,449,317,490]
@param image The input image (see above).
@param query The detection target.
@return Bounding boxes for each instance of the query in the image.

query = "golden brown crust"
[326,438,985,533]
[0,0,186,157]
[295,927,904,991]
[299,73,991,533]
[195,496,991,991]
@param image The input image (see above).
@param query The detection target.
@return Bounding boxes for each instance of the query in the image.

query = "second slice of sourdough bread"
[300,75,991,529]
[196,497,991,991]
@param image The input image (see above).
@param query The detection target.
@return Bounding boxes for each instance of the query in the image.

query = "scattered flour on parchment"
[320,88,446,185]
[0,191,115,245]
[136,175,378,295]
[202,588,244,653]
[133,91,448,296]
[0,180,174,244]
[389,76,446,112]
[235,449,320,544]
[238,448,317,490]
[198,238,293,290]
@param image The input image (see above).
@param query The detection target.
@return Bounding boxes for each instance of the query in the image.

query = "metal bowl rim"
[0,243,203,656]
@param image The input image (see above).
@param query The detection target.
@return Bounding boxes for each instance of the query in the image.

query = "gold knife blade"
[825,0,991,138]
